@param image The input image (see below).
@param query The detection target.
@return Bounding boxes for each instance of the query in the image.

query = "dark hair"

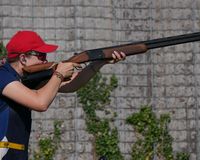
[7,53,32,63]
[7,57,20,63]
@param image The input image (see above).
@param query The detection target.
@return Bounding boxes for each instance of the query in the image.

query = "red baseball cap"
[6,30,58,59]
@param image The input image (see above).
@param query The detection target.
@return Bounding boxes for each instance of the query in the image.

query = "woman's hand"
[56,62,81,80]
[108,51,126,64]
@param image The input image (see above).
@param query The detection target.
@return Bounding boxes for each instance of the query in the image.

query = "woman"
[0,30,125,160]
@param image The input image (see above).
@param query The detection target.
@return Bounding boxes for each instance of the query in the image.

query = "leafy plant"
[77,72,123,160]
[0,42,6,64]
[0,42,7,59]
[126,105,189,160]
[31,120,63,160]
[175,152,190,160]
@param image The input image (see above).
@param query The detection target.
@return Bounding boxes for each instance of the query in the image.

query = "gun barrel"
[86,32,200,54]
[144,32,200,49]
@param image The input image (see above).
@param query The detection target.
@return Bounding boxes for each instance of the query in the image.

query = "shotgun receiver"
[22,32,200,83]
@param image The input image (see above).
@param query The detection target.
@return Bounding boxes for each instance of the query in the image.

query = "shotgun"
[22,32,200,84]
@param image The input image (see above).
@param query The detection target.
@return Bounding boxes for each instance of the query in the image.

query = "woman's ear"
[19,54,27,65]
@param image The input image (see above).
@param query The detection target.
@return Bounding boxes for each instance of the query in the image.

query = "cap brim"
[34,44,58,53]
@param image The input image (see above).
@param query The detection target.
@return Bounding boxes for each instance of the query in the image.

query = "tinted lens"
[37,53,46,61]
[29,51,46,61]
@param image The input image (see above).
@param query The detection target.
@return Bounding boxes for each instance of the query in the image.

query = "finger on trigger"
[73,63,82,68]
[73,63,83,71]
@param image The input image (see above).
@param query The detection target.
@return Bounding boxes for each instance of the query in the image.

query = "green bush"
[31,120,63,160]
[0,42,7,59]
[126,105,190,160]
[77,73,123,160]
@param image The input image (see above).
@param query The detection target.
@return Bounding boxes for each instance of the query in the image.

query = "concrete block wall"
[1,0,200,159]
